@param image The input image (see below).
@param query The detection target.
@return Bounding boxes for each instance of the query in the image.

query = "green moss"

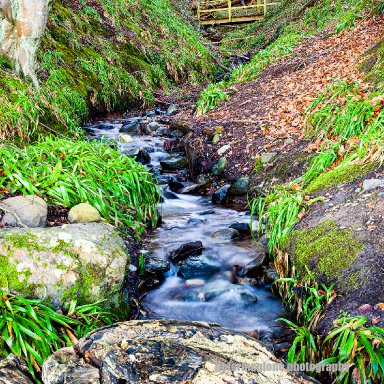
[0,253,34,294]
[287,221,364,292]
[0,232,45,252]
[306,163,375,193]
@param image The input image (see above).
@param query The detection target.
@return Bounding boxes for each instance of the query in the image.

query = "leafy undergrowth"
[0,0,214,142]
[0,292,114,380]
[0,138,159,233]
[276,274,384,383]
[196,0,381,115]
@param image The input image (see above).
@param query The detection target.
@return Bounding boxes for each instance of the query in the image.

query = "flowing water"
[84,114,285,339]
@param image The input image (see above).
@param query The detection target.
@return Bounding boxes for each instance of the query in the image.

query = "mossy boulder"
[286,221,364,293]
[0,223,130,316]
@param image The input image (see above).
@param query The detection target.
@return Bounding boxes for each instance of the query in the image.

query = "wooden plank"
[200,15,263,24]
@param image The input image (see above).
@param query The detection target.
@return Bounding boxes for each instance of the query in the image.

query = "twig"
[210,53,231,72]
[39,122,66,137]
[0,204,28,228]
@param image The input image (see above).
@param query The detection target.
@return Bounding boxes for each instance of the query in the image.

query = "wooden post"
[228,0,232,22]
[257,0,262,16]
[197,0,201,24]
[264,0,267,15]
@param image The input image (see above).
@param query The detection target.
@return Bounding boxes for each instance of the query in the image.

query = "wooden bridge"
[197,0,279,25]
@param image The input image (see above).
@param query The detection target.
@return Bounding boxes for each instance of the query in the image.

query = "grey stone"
[68,203,101,223]
[362,178,384,191]
[180,179,211,195]
[0,355,34,384]
[0,223,129,311]
[263,266,279,283]
[211,228,240,240]
[147,121,161,131]
[212,184,230,205]
[1,195,47,228]
[160,155,188,171]
[228,176,250,196]
[261,152,277,164]
[217,144,230,155]
[212,157,226,176]
[42,347,100,384]
[166,104,179,116]
[178,256,221,279]
[98,123,114,130]
[42,320,314,384]
[243,246,269,278]
[229,222,251,234]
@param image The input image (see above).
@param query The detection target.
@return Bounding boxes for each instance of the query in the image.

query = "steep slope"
[0,0,214,142]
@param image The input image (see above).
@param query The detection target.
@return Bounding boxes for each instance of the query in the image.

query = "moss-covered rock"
[286,221,364,292]
[0,223,130,317]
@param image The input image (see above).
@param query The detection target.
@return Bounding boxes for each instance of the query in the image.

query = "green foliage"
[277,271,335,327]
[250,186,322,253]
[250,188,303,252]
[0,292,114,379]
[322,316,384,384]
[0,138,159,233]
[195,82,229,115]
[65,300,115,339]
[303,81,384,186]
[138,254,145,276]
[277,272,335,372]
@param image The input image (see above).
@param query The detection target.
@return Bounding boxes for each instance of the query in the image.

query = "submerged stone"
[178,255,221,279]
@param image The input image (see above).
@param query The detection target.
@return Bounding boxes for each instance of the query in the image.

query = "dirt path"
[179,15,384,186]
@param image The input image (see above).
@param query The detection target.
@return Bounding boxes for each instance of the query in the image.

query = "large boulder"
[0,223,130,314]
[0,195,47,228]
[42,320,314,384]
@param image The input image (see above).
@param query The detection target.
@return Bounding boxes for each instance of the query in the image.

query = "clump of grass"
[195,82,229,116]
[0,138,159,233]
[0,292,114,380]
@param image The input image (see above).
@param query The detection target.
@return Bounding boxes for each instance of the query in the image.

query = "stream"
[84,111,286,349]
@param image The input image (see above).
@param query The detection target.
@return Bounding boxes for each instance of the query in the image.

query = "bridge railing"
[197,0,279,24]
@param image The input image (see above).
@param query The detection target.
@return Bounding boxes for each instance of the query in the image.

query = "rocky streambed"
[83,108,290,352]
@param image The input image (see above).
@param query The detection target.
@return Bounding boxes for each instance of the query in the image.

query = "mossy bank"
[0,0,214,142]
